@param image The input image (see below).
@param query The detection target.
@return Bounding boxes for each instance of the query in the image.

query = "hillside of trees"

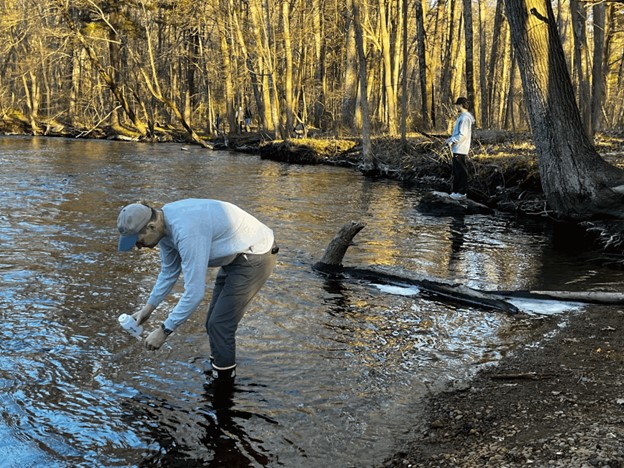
[1,0,622,143]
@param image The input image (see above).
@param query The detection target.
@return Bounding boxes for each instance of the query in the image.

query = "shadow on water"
[121,384,278,467]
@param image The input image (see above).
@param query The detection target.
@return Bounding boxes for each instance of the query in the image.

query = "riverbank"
[382,303,624,467]
[226,131,624,467]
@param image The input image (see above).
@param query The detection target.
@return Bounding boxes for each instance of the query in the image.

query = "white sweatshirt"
[447,110,476,155]
[146,199,274,331]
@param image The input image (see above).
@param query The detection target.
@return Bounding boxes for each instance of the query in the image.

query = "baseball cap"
[454,96,469,107]
[117,203,152,251]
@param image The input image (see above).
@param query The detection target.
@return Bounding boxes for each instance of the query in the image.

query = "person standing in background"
[235,106,244,133]
[446,97,475,200]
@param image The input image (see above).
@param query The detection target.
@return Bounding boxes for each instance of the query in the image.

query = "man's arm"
[162,236,211,331]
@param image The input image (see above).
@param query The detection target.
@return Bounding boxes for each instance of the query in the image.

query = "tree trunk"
[353,3,374,170]
[504,0,624,219]
[379,0,398,135]
[590,3,606,136]
[461,0,477,122]
[486,0,505,128]
[478,0,488,127]
[342,0,358,131]
[283,0,294,138]
[570,0,591,137]
[415,0,430,130]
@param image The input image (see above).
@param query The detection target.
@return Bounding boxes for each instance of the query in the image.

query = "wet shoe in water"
[203,366,236,391]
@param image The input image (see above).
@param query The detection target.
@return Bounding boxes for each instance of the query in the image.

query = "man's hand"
[144,326,168,351]
[132,304,156,326]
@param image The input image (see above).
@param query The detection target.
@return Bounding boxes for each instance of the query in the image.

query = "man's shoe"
[204,366,236,390]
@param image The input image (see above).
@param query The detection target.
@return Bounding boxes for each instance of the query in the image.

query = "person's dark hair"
[454,97,469,108]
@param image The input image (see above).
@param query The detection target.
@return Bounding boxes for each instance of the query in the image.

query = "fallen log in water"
[489,289,624,305]
[313,221,519,313]
[314,222,624,314]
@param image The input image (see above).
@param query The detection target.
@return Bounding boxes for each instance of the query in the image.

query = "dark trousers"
[206,247,277,369]
[451,153,469,195]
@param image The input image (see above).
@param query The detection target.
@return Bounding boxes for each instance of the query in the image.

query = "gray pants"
[206,247,277,369]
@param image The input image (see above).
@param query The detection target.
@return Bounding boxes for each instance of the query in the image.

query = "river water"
[1,136,622,467]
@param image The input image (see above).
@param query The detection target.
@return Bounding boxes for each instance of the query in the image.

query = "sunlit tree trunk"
[603,5,617,127]
[505,0,624,219]
[590,3,606,136]
[342,0,358,131]
[21,72,41,134]
[263,0,282,138]
[439,0,457,108]
[570,0,591,137]
[477,0,488,127]
[486,0,505,128]
[415,0,430,130]
[312,0,326,129]
[283,0,294,139]
[353,3,373,169]
[400,0,408,140]
[379,0,398,135]
[217,13,236,133]
[461,0,476,122]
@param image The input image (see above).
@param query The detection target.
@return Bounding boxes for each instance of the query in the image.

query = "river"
[1,136,621,467]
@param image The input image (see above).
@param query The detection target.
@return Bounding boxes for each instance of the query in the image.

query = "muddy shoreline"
[381,304,624,467]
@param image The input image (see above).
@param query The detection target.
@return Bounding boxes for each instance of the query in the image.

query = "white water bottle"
[118,313,143,339]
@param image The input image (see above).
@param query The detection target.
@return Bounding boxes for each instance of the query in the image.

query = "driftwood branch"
[490,289,624,305]
[314,221,366,272]
[314,222,624,314]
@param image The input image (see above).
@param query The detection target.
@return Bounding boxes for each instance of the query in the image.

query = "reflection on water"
[1,136,623,467]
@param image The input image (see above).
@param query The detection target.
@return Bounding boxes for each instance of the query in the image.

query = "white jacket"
[447,110,475,155]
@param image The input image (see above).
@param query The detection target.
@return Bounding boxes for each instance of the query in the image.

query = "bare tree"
[505,0,624,219]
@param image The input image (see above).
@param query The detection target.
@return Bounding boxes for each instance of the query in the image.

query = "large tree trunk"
[570,0,591,137]
[590,3,606,136]
[353,3,374,171]
[461,0,477,122]
[283,0,294,138]
[415,0,430,130]
[379,0,398,135]
[342,0,358,131]
[504,0,624,219]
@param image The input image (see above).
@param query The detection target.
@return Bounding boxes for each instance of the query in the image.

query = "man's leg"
[452,153,469,195]
[205,250,277,375]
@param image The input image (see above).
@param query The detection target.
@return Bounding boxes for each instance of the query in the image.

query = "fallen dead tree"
[313,222,624,314]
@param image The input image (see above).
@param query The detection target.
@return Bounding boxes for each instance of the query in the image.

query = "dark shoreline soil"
[382,305,624,467]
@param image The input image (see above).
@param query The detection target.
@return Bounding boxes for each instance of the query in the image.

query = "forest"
[0,0,622,142]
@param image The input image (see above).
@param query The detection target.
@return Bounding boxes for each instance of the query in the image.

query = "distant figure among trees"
[294,122,305,139]
[446,97,475,201]
[235,106,244,133]
[244,108,252,132]
[213,113,222,134]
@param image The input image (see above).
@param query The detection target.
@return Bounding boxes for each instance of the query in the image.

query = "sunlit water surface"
[1,136,622,467]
